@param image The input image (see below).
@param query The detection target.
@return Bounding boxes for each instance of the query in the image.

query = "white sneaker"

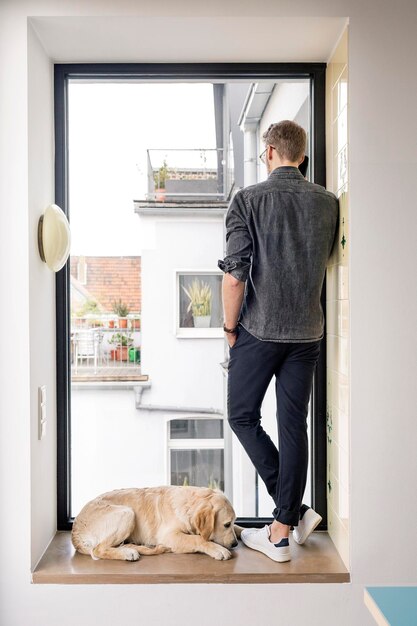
[241,525,291,562]
[293,505,322,545]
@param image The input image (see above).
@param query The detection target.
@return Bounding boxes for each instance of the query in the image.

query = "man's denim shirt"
[218,166,339,342]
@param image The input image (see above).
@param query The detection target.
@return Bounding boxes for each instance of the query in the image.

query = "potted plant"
[131,316,141,330]
[108,332,134,361]
[153,159,168,201]
[181,279,212,328]
[111,299,130,328]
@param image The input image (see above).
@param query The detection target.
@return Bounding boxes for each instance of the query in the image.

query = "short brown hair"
[262,120,306,162]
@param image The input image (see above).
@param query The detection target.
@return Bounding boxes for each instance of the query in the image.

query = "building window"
[168,418,224,491]
[55,62,327,531]
[176,271,223,337]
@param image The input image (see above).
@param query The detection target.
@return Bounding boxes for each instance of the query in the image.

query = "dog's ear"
[191,502,215,541]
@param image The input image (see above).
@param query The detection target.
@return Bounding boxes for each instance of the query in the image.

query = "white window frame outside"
[166,415,226,491]
[174,269,224,338]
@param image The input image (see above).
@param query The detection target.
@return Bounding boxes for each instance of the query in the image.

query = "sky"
[68,82,217,256]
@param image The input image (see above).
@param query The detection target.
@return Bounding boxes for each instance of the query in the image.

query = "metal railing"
[146,148,234,201]
[70,315,142,381]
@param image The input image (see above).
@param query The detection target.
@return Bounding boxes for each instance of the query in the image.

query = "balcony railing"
[146,148,234,202]
[70,315,144,382]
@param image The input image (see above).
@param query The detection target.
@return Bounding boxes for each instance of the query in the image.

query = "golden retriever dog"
[72,485,243,561]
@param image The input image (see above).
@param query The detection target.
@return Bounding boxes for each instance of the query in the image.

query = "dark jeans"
[227,323,322,527]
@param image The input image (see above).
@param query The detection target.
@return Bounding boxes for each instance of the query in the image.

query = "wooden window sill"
[32,531,350,584]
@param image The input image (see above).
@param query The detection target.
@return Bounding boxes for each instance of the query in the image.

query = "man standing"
[217,120,339,562]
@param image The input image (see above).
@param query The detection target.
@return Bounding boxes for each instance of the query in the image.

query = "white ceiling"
[30,16,347,64]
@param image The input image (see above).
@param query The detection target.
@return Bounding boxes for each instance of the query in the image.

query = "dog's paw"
[154,544,168,554]
[121,547,140,561]
[211,545,232,560]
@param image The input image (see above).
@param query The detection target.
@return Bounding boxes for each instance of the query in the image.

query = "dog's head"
[191,490,238,549]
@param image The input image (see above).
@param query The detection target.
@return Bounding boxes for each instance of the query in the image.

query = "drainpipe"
[238,82,275,187]
[136,403,223,414]
[134,386,222,414]
[243,127,258,187]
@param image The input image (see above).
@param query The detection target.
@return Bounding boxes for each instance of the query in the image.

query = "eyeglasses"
[259,145,276,164]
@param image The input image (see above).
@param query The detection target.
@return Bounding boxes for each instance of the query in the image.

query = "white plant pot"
[193,315,211,328]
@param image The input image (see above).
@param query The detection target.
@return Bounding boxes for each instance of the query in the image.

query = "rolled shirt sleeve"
[217,189,252,282]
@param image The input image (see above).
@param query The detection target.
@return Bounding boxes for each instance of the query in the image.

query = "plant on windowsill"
[111,299,130,328]
[181,279,212,328]
[108,332,134,361]
[208,475,220,490]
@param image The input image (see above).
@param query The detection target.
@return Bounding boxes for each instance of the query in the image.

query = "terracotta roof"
[70,256,141,314]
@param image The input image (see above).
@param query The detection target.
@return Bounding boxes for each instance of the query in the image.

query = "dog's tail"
[71,522,100,558]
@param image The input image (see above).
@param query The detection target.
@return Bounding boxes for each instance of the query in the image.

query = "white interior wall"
[326,28,350,568]
[29,15,348,63]
[0,2,32,600]
[27,19,57,570]
[1,2,417,625]
[348,11,417,581]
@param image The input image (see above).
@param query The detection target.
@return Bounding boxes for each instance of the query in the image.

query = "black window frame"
[55,62,327,531]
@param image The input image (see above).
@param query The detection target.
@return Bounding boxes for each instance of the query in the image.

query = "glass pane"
[170,418,223,439]
[179,274,223,329]
[258,79,311,183]
[68,77,313,520]
[256,398,313,517]
[170,449,224,491]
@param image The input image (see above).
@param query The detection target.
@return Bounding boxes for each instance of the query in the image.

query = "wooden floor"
[33,531,350,584]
